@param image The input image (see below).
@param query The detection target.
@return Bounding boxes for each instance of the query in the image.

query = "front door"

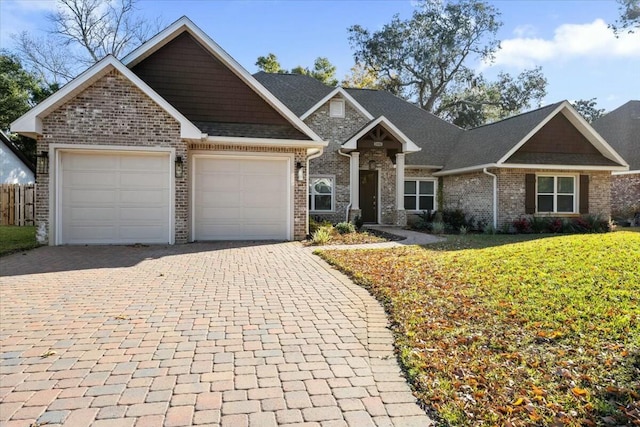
[359,170,378,223]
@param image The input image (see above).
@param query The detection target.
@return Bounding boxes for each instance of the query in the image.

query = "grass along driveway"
[319,232,640,426]
[0,226,38,256]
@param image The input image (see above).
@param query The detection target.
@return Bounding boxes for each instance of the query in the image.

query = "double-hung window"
[404,179,436,211]
[536,175,576,213]
[309,176,334,211]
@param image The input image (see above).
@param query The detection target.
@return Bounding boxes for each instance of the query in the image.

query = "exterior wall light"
[175,156,184,178]
[296,161,305,181]
[37,151,49,175]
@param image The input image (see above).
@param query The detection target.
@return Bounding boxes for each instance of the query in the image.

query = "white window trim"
[329,99,345,118]
[404,178,437,212]
[535,174,578,214]
[309,175,335,212]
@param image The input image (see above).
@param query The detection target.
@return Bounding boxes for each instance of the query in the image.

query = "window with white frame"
[536,175,576,213]
[309,176,334,211]
[329,99,345,118]
[404,179,436,211]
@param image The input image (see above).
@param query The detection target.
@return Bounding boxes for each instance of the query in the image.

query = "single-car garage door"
[59,151,171,245]
[193,156,290,240]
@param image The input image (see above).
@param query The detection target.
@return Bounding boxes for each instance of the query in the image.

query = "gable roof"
[123,17,322,142]
[10,55,203,140]
[1,131,35,174]
[437,101,628,174]
[343,116,421,153]
[592,100,640,171]
[345,89,463,167]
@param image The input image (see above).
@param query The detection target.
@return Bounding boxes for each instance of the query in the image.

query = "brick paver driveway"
[1,243,431,427]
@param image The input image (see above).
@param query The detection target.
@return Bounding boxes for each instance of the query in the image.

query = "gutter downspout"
[338,149,353,222]
[483,168,498,229]
[306,148,324,236]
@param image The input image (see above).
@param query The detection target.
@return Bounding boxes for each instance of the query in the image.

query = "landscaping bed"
[319,232,640,426]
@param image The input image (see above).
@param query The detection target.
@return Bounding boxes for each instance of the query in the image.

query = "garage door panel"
[120,189,168,204]
[194,157,289,240]
[60,151,171,245]
[64,170,118,187]
[198,191,240,205]
[65,207,116,221]
[64,189,117,204]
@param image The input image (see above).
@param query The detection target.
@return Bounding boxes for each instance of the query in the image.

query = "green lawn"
[0,226,39,256]
[319,232,640,426]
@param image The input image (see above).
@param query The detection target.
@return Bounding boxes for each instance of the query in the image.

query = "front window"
[309,177,334,211]
[537,175,576,213]
[404,179,436,211]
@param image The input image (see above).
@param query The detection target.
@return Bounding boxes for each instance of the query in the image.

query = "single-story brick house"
[592,101,640,221]
[11,17,629,245]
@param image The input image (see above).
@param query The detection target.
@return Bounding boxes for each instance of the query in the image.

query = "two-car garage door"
[57,151,291,244]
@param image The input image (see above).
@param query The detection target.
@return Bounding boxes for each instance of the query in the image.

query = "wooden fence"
[0,184,35,226]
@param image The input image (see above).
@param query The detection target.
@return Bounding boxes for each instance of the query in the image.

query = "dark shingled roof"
[254,71,334,116]
[441,102,564,171]
[592,100,640,170]
[194,121,309,140]
[344,89,463,166]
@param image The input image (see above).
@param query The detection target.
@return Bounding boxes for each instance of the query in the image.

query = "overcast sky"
[1,0,638,111]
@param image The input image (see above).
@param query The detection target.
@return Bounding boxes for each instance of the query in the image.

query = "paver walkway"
[311,227,444,250]
[0,242,432,427]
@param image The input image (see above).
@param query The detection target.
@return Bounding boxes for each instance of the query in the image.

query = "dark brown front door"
[359,170,378,223]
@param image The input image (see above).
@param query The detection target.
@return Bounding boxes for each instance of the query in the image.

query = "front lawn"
[0,226,39,256]
[319,232,640,426]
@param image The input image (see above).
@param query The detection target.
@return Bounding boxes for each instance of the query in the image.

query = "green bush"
[311,226,332,245]
[431,222,445,235]
[335,222,356,234]
[309,217,332,234]
[353,215,364,231]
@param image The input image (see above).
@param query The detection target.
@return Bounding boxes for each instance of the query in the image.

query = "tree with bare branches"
[13,0,160,85]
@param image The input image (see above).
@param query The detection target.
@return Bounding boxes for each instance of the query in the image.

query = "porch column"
[396,153,405,210]
[351,151,360,210]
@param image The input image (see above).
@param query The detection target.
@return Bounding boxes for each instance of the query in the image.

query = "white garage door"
[193,156,290,240]
[59,151,171,245]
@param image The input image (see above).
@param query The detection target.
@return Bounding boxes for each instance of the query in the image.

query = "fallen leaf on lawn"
[571,387,588,397]
[513,397,524,406]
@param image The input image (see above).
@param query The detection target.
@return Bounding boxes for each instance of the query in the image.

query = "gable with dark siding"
[507,113,618,166]
[132,32,307,139]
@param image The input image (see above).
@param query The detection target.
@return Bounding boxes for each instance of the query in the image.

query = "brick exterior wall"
[37,70,187,244]
[304,97,369,223]
[496,169,611,227]
[611,173,640,218]
[442,172,494,227]
[36,69,309,244]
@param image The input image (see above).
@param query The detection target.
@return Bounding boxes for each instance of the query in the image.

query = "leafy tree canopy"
[0,52,58,162]
[571,98,606,123]
[348,0,547,128]
[611,0,640,33]
[256,54,338,86]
